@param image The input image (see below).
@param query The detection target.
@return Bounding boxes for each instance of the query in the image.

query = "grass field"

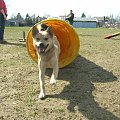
[0,26,120,120]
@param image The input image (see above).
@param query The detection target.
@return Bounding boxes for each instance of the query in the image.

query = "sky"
[4,0,120,19]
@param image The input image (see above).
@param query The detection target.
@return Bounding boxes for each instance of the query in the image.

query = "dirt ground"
[0,27,120,120]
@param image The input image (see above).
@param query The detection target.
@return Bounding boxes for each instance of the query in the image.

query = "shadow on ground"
[47,55,119,120]
[111,38,120,40]
[1,40,26,47]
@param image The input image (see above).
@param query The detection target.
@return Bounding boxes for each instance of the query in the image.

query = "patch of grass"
[0,27,120,120]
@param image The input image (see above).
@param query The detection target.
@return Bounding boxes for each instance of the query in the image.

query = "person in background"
[0,0,7,43]
[65,10,74,25]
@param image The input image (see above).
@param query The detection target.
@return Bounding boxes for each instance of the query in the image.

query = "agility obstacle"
[26,18,80,68]
[104,32,120,39]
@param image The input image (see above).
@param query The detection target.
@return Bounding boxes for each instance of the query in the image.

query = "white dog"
[32,24,60,99]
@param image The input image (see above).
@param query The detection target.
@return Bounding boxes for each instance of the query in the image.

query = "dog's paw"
[50,78,56,85]
[50,74,57,85]
[38,92,46,100]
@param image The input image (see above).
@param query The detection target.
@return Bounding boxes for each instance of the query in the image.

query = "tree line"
[9,13,47,26]
[9,12,120,27]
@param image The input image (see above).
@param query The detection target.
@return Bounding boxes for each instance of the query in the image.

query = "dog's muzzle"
[37,43,48,53]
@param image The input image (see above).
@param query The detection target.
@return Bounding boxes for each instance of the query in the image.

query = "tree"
[81,13,86,18]
[10,14,16,19]
[16,13,23,21]
[35,16,41,23]
[25,13,33,26]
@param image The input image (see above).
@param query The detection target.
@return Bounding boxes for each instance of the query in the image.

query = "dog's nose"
[39,43,44,47]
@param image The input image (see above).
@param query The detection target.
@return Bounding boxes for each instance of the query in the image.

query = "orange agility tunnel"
[26,18,80,68]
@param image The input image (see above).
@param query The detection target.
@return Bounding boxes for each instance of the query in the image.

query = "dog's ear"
[32,26,39,37]
[41,24,48,31]
[46,26,53,37]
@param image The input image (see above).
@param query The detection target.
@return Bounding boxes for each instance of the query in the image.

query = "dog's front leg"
[38,59,46,99]
[50,59,59,84]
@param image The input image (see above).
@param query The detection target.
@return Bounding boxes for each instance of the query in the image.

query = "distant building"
[73,17,98,28]
[94,16,105,27]
[59,16,98,28]
[6,19,27,26]
[6,19,20,26]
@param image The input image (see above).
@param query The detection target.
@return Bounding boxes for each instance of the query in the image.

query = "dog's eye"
[44,38,48,41]
[36,38,40,41]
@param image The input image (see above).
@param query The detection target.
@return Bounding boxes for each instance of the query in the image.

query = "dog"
[32,23,60,99]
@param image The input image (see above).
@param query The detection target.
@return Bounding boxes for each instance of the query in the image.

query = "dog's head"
[32,24,54,54]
